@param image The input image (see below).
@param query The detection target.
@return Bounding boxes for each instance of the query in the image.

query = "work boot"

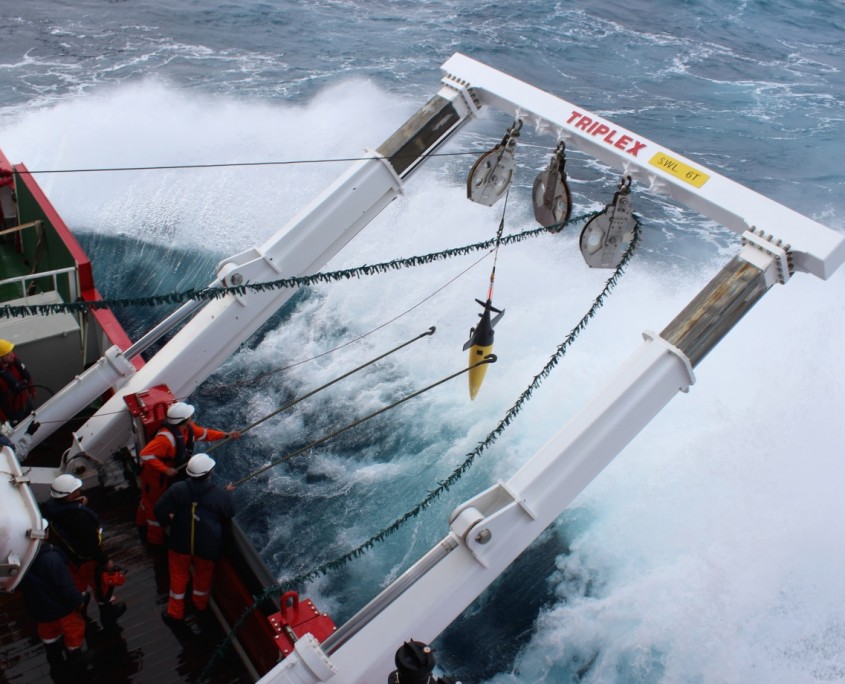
[65,647,92,675]
[99,599,127,627]
[43,640,66,671]
[183,614,203,637]
[161,609,202,637]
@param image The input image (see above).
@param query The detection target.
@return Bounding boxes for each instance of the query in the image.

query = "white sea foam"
[2,30,844,681]
[1,77,414,255]
[483,267,845,683]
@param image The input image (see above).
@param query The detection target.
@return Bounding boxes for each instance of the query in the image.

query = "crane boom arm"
[22,53,844,465]
[258,238,787,684]
[56,92,476,462]
[440,53,845,279]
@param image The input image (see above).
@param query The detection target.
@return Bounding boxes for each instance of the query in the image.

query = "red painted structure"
[124,384,176,443]
[0,150,142,370]
[270,592,337,658]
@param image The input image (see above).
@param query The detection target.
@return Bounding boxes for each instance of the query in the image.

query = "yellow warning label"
[649,152,710,188]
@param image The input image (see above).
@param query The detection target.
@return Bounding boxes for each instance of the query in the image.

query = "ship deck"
[0,161,262,683]
[0,486,253,684]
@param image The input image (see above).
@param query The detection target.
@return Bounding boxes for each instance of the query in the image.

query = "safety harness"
[159,422,196,468]
[187,479,210,556]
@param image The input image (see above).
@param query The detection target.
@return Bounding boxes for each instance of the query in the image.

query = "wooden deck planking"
[0,489,253,684]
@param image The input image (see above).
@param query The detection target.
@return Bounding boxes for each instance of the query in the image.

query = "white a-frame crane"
[7,55,844,682]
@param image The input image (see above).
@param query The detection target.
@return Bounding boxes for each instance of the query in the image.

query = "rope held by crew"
[230,354,497,489]
[208,326,436,453]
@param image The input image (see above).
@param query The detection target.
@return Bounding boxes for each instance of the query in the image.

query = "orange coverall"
[135,422,227,544]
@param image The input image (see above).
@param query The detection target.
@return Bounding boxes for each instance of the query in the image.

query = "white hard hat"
[51,473,83,498]
[186,453,215,478]
[167,402,195,423]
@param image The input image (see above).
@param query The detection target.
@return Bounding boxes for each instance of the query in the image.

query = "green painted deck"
[0,237,30,302]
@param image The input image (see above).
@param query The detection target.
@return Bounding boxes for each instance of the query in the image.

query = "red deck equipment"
[270,591,337,657]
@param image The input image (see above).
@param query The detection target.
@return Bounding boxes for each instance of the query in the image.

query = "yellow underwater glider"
[463,297,504,400]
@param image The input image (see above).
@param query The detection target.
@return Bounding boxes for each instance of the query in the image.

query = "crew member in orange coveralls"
[135,402,240,544]
[156,453,235,634]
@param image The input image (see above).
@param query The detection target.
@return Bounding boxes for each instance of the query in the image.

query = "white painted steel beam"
[441,53,845,280]
[68,153,410,462]
[10,345,136,456]
[260,242,787,683]
[62,52,845,469]
[258,332,697,683]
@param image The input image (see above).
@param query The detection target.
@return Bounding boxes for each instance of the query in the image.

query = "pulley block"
[580,176,637,269]
[466,120,522,207]
[532,141,572,228]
